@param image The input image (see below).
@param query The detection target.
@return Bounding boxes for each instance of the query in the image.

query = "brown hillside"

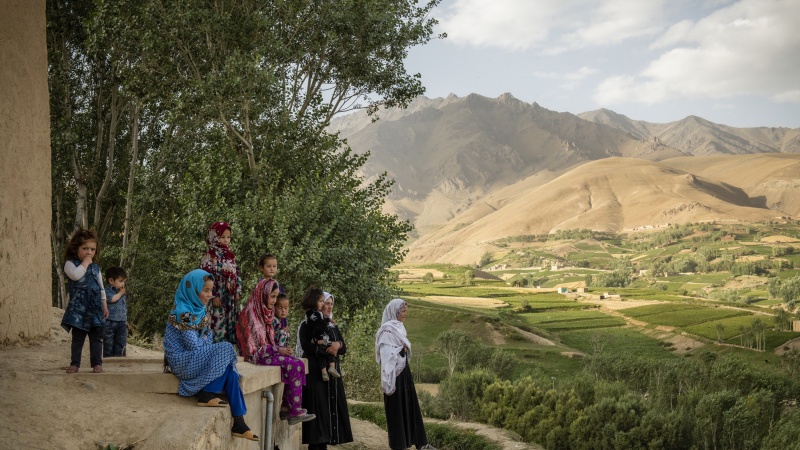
[661,153,800,217]
[335,94,684,232]
[578,110,800,155]
[405,158,780,265]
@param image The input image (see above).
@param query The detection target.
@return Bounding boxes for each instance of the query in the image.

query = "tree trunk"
[51,192,67,309]
[121,101,140,266]
[93,85,125,229]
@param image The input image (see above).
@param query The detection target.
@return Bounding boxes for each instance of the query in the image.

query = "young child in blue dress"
[61,228,108,373]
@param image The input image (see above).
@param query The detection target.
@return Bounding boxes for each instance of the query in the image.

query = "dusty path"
[343,402,543,450]
[426,418,544,450]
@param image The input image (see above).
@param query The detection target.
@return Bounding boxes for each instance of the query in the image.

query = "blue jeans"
[202,365,247,417]
[103,320,127,357]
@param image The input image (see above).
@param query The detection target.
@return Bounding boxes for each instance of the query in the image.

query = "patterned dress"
[200,222,241,344]
[237,279,307,416]
[163,320,239,397]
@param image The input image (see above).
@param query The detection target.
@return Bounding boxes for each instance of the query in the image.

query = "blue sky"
[405,0,800,128]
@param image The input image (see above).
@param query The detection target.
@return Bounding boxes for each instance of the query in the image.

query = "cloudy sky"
[405,0,800,128]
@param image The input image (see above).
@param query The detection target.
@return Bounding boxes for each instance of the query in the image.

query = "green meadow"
[395,222,800,383]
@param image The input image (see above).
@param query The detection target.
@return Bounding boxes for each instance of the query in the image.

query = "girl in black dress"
[375,298,437,450]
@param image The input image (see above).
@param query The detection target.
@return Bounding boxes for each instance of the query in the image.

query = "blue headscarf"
[169,269,214,330]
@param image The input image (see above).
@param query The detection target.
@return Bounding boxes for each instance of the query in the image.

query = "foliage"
[424,422,503,450]
[438,369,497,420]
[760,409,800,450]
[347,402,388,430]
[479,251,492,267]
[341,307,383,402]
[47,0,441,337]
[437,330,473,376]
[443,351,800,450]
[348,401,503,450]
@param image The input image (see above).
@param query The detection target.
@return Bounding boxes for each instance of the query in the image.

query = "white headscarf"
[324,292,334,322]
[296,291,335,356]
[375,298,412,395]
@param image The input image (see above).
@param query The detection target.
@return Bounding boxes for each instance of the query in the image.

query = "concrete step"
[46,357,283,395]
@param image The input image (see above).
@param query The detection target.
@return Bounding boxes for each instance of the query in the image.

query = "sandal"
[231,416,258,441]
[196,391,229,407]
[197,397,228,407]
[231,429,259,441]
[66,365,79,374]
[92,365,103,373]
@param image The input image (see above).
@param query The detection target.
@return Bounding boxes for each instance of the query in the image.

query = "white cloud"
[533,66,598,90]
[595,0,800,105]
[773,90,800,104]
[439,0,666,52]
[550,0,665,54]
[533,66,598,80]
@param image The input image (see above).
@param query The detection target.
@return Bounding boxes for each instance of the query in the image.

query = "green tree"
[48,0,443,337]
[422,272,434,284]
[437,329,473,376]
[779,275,800,305]
[479,251,492,267]
[774,308,792,331]
[715,323,725,343]
[463,269,474,285]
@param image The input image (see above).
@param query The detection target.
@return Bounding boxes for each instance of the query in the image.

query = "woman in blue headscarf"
[163,269,257,442]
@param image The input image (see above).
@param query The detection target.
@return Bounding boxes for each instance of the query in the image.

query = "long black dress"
[384,349,427,450]
[299,321,353,448]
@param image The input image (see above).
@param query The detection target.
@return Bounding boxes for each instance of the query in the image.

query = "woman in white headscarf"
[375,298,437,450]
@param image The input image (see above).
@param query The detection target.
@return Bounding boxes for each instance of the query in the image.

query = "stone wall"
[0,0,52,343]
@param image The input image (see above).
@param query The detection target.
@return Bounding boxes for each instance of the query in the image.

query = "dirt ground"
[0,308,175,450]
[343,403,542,450]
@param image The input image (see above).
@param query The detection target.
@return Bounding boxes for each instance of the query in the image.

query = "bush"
[418,390,448,420]
[488,348,518,380]
[438,369,497,420]
[348,400,503,450]
[347,401,387,430]
[425,422,503,450]
[341,307,382,402]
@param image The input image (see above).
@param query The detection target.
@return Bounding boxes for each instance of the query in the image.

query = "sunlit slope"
[406,157,779,264]
[661,153,800,217]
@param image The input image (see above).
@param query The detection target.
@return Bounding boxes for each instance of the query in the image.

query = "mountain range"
[330,93,800,264]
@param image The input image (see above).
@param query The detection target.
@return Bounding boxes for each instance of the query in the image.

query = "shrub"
[341,307,382,402]
[488,348,518,380]
[425,422,503,450]
[418,390,448,419]
[438,369,497,420]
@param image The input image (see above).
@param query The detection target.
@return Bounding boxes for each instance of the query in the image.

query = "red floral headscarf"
[236,279,278,361]
[200,221,240,298]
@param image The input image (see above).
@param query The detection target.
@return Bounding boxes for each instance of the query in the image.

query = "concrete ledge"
[33,356,305,449]
[50,357,285,395]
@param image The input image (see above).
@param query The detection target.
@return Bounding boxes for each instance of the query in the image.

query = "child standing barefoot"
[61,228,109,373]
[200,221,241,344]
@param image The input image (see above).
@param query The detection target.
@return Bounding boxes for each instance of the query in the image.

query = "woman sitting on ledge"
[163,269,258,442]
[236,278,315,425]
